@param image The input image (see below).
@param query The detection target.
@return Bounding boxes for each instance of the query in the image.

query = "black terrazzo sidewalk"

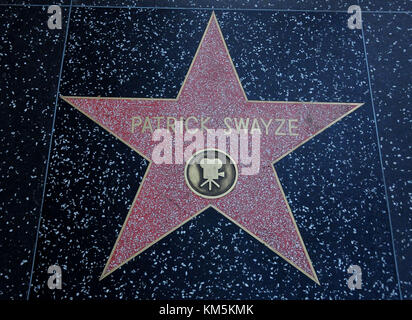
[0,1,410,300]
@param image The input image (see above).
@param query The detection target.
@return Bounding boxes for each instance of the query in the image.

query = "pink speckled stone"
[64,14,361,282]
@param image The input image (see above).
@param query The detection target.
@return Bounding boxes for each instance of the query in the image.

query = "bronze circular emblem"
[185,149,238,199]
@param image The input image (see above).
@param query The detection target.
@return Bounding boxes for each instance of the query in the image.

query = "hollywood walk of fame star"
[61,12,363,283]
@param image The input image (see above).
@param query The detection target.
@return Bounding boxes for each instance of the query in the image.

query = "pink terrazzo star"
[62,13,362,283]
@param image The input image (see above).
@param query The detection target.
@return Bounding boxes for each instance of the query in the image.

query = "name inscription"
[130,116,299,136]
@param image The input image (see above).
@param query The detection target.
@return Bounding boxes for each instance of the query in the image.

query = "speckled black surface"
[0,1,70,5]
[74,0,353,10]
[363,12,412,299]
[1,0,411,11]
[153,0,352,10]
[0,6,67,299]
[359,1,412,11]
[71,0,154,7]
[0,1,361,11]
[1,4,410,300]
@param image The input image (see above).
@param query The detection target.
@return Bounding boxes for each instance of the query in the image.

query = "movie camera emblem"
[185,149,238,199]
